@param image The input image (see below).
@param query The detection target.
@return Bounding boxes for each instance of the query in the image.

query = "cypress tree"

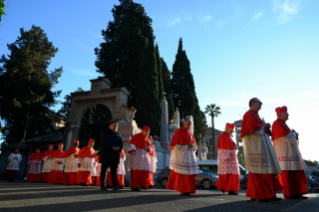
[95,0,161,135]
[171,38,206,141]
[135,31,160,135]
[155,44,164,109]
[0,25,63,145]
[161,58,175,120]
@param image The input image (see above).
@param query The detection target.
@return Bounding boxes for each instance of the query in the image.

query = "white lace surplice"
[6,153,22,170]
[78,157,95,172]
[243,127,281,174]
[107,155,126,175]
[273,132,307,170]
[64,154,79,173]
[169,144,200,175]
[129,144,152,171]
[218,149,239,175]
[28,160,42,174]
[149,153,157,173]
[41,156,52,173]
[50,158,65,171]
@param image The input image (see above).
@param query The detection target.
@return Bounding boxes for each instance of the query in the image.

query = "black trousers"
[100,163,119,188]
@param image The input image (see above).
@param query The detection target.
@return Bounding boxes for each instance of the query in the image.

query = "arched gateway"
[63,77,141,184]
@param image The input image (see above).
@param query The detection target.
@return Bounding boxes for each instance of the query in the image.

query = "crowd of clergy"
[3,97,309,202]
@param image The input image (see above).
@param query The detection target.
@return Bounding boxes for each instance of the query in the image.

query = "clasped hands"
[112,146,120,152]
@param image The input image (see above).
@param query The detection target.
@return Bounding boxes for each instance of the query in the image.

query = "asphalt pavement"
[1,180,319,212]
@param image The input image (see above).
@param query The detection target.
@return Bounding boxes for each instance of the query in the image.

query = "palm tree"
[204,104,221,159]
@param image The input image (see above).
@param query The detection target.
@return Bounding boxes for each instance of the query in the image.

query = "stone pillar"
[174,108,180,128]
[160,97,169,150]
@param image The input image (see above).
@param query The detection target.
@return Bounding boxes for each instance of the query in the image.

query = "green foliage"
[161,58,175,120]
[155,44,164,109]
[171,38,206,141]
[95,0,162,136]
[237,153,245,167]
[0,0,5,25]
[58,87,84,122]
[0,25,63,144]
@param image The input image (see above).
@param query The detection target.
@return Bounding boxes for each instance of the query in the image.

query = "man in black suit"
[99,120,123,191]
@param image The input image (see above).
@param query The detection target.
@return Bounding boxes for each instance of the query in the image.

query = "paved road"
[1,181,319,212]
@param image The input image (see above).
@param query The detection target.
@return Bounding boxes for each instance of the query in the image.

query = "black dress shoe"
[182,193,191,196]
[271,197,282,201]
[132,187,141,191]
[101,187,107,191]
[251,198,257,202]
[228,191,238,195]
[141,186,147,190]
[290,195,308,199]
[259,198,272,202]
[113,185,121,191]
[149,185,154,189]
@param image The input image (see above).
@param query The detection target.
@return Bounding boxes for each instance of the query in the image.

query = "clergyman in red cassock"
[63,140,80,185]
[26,148,43,182]
[216,123,240,195]
[272,106,308,199]
[128,126,155,191]
[77,139,98,186]
[166,118,200,195]
[37,144,53,183]
[241,98,282,202]
[49,143,66,184]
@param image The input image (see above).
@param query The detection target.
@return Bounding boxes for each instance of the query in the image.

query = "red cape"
[240,109,264,138]
[66,146,80,157]
[78,146,95,158]
[129,133,152,149]
[95,154,100,162]
[50,150,66,159]
[43,150,52,157]
[216,132,237,150]
[30,153,43,161]
[271,119,291,141]
[170,127,197,150]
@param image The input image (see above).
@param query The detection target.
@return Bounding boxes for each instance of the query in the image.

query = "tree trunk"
[211,114,216,159]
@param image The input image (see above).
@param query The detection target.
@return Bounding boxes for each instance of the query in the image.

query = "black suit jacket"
[99,128,123,165]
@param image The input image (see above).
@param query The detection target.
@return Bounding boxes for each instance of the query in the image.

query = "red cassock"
[272,119,308,198]
[166,127,199,195]
[49,150,66,184]
[37,150,52,183]
[129,133,154,189]
[241,110,282,200]
[26,153,43,182]
[63,146,80,185]
[77,146,95,185]
[215,132,240,192]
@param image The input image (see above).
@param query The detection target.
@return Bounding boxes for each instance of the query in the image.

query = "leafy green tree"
[0,25,63,144]
[204,104,221,159]
[95,0,161,135]
[0,0,5,25]
[161,58,175,120]
[171,38,205,141]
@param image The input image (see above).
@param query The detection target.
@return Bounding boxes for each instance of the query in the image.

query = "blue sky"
[1,0,319,160]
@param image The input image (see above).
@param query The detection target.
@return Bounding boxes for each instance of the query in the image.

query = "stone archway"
[78,104,112,149]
